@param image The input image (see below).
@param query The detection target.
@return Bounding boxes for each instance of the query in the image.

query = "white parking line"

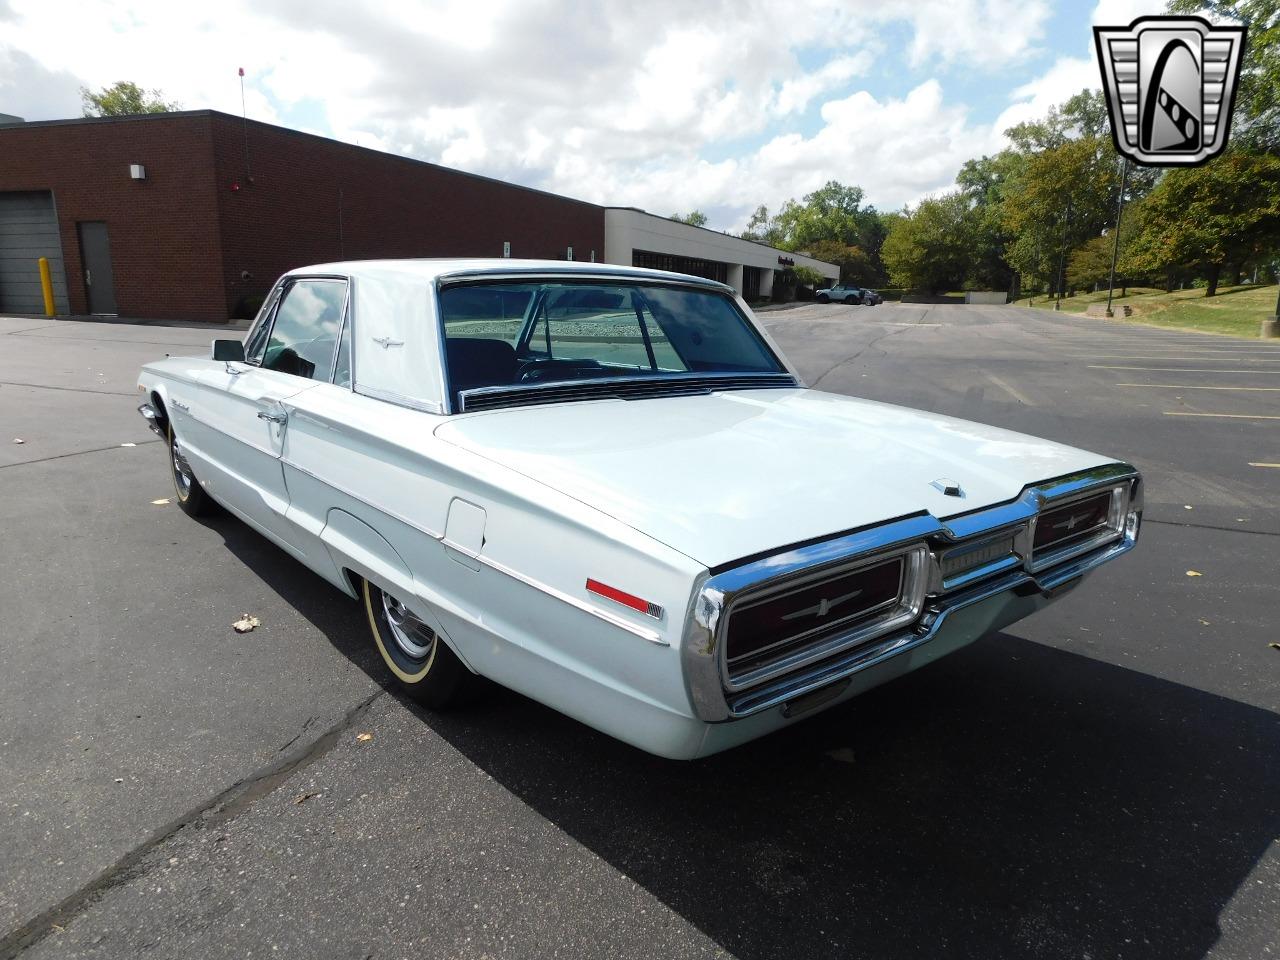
[984,372,1034,405]
[1089,365,1280,373]
[1116,383,1280,391]
[1073,356,1280,363]
[1163,411,1280,420]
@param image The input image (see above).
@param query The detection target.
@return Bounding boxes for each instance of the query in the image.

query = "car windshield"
[438,280,785,405]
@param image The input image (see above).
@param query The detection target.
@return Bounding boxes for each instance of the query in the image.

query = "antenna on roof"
[238,67,253,184]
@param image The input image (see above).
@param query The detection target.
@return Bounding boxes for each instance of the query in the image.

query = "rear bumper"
[722,530,1135,720]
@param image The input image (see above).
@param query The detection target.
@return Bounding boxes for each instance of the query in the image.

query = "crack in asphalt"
[0,380,137,397]
[810,323,918,387]
[0,439,163,471]
[0,692,385,959]
[1145,518,1280,538]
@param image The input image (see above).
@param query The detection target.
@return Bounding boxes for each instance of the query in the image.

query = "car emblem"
[1094,15,1246,167]
[371,336,405,349]
[781,588,864,621]
[1053,511,1092,532]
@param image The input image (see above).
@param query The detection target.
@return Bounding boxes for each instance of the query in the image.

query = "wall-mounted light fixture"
[129,164,146,181]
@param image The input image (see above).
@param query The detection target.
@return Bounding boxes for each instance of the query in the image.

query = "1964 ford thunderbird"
[138,259,1141,759]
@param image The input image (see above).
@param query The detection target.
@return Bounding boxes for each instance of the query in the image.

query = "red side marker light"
[586,578,663,619]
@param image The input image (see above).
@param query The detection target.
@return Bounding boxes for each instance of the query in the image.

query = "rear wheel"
[843,295,858,305]
[168,422,215,517]
[362,579,478,708]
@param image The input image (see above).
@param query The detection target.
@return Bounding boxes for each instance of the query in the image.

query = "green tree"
[804,239,875,284]
[1123,149,1280,295]
[669,210,708,227]
[81,81,180,117]
[1066,235,1117,290]
[740,204,786,247]
[882,194,975,293]
[791,265,826,289]
[1169,0,1280,149]
[1001,135,1129,294]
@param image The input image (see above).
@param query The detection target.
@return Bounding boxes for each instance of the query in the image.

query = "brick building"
[0,110,835,321]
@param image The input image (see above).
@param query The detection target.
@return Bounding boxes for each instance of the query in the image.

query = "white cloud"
[0,0,1080,229]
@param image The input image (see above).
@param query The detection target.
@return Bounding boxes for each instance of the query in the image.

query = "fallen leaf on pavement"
[1185,570,1202,577]
[232,614,261,633]
[1270,643,1280,651]
[292,791,322,805]
[120,442,136,448]
[12,438,24,444]
[151,498,170,505]
[1199,619,1211,626]
[355,732,373,742]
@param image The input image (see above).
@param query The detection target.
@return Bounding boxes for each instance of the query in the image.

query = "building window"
[632,249,728,285]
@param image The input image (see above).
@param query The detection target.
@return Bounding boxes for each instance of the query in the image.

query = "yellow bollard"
[38,257,55,317]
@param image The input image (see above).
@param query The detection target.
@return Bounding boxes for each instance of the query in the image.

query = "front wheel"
[362,579,478,708]
[168,422,216,517]
[817,294,830,303]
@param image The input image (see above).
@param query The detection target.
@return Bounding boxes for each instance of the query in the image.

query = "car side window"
[262,279,347,381]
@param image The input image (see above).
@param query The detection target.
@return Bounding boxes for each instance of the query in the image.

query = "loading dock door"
[0,191,69,315]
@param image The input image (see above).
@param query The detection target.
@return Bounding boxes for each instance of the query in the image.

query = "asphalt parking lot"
[1,302,1277,960]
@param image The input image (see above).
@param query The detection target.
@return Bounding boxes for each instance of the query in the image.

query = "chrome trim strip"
[436,268,734,294]
[475,551,669,646]
[280,458,666,646]
[458,372,798,413]
[352,384,445,415]
[282,457,445,540]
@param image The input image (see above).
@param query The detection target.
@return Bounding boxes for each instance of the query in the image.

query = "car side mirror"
[212,339,245,362]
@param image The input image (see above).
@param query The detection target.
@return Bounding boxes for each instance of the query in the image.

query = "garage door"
[0,191,69,315]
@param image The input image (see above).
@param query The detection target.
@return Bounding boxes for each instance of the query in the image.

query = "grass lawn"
[1011,284,1278,338]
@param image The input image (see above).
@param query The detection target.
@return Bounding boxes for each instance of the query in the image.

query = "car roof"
[285,258,734,293]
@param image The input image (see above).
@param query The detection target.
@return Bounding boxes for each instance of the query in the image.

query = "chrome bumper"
[724,530,1136,718]
[137,402,165,438]
[682,463,1143,722]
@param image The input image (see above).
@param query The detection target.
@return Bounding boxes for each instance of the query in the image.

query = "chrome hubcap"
[381,592,436,660]
[171,435,193,496]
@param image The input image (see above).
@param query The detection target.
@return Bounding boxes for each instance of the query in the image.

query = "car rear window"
[438,280,783,405]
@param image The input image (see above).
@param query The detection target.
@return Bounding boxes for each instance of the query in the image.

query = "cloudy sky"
[0,0,1156,230]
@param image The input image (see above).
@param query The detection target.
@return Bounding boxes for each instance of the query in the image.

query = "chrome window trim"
[352,384,446,415]
[328,278,355,387]
[682,462,1142,722]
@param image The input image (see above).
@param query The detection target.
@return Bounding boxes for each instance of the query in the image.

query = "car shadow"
[209,513,1280,960]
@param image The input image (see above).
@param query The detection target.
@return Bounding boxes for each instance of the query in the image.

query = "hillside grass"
[1012,284,1278,338]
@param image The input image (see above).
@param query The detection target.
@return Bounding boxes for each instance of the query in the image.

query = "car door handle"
[256,410,287,424]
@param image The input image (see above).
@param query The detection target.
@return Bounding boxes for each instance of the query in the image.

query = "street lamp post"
[1105,157,1130,319]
